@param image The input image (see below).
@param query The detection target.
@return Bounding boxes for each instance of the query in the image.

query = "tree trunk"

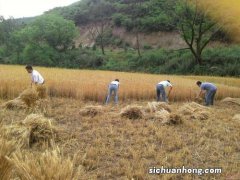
[136,32,141,57]
[100,37,105,55]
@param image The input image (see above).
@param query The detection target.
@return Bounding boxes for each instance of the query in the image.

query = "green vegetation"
[0,0,239,76]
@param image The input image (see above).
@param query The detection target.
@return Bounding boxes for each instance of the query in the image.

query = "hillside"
[0,0,239,76]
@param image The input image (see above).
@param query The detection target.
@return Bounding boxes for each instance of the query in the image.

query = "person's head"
[167,80,170,83]
[196,81,202,87]
[115,79,119,82]
[25,65,33,73]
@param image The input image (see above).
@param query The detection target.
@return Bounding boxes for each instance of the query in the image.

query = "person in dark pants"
[196,81,217,106]
[105,79,120,104]
[156,80,173,102]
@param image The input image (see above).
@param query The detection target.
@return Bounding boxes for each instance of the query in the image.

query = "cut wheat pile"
[221,97,240,106]
[6,114,58,148]
[146,102,171,113]
[0,122,17,180]
[120,105,144,119]
[232,114,240,121]
[11,148,83,180]
[3,97,27,110]
[178,102,210,120]
[79,105,104,117]
[3,87,47,110]
[36,85,47,99]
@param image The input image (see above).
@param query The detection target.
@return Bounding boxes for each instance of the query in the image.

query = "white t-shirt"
[110,81,120,87]
[31,70,44,84]
[158,81,172,87]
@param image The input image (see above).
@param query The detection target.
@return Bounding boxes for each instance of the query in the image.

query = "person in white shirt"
[25,65,44,87]
[156,80,173,102]
[106,79,120,104]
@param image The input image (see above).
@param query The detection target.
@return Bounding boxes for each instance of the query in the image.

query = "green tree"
[15,14,78,65]
[88,0,114,55]
[176,0,220,65]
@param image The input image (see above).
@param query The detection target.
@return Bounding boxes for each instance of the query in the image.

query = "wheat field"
[0,65,239,102]
[0,64,240,179]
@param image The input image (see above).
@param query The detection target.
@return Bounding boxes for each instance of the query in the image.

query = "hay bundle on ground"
[35,85,47,99]
[221,97,240,106]
[19,88,38,107]
[150,110,183,125]
[146,102,171,113]
[3,97,27,110]
[0,123,17,180]
[178,102,210,120]
[232,114,240,121]
[154,109,170,122]
[120,105,144,119]
[21,114,58,148]
[11,149,83,179]
[168,113,183,125]
[79,105,104,117]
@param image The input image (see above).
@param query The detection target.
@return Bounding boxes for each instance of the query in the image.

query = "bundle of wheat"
[146,102,171,113]
[0,123,17,180]
[154,109,170,122]
[3,97,27,110]
[168,113,183,125]
[35,85,47,99]
[34,99,51,114]
[11,148,83,180]
[19,89,38,107]
[178,102,210,120]
[232,114,240,121]
[221,97,240,106]
[79,105,104,117]
[4,125,30,148]
[120,105,144,119]
[22,114,58,148]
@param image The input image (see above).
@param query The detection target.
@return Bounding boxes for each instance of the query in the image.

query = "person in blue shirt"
[196,81,217,106]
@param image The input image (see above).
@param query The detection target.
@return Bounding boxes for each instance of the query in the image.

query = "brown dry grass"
[1,98,239,179]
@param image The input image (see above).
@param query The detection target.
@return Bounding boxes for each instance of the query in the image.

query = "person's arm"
[197,90,203,98]
[168,86,173,97]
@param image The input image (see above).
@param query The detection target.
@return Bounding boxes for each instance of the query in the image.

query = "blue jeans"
[106,84,118,104]
[205,89,217,106]
[156,84,166,102]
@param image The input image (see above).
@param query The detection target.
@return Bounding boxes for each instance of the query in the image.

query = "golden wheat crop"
[0,65,239,102]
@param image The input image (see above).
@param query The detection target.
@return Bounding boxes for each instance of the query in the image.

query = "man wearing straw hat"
[25,65,44,87]
[105,79,120,104]
[196,81,217,106]
[156,80,173,102]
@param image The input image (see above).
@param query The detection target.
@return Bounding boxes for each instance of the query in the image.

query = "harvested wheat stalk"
[146,102,171,113]
[221,97,240,106]
[3,97,27,110]
[79,105,104,117]
[35,85,47,99]
[19,89,38,107]
[178,102,210,120]
[21,114,58,148]
[232,114,240,121]
[10,148,83,179]
[120,105,144,119]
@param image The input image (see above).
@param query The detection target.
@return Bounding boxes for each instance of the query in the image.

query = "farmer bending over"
[196,81,217,106]
[156,80,173,102]
[106,79,120,104]
[25,65,44,87]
